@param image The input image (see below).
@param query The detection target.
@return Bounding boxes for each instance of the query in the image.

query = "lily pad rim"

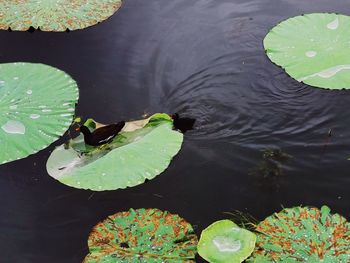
[198,219,256,263]
[47,117,183,191]
[84,208,198,261]
[261,204,348,219]
[1,0,123,32]
[263,12,350,91]
[0,62,79,165]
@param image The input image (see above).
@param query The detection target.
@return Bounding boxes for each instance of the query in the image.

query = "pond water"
[0,0,350,262]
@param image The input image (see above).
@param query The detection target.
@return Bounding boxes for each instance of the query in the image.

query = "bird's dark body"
[79,121,125,146]
[172,113,196,133]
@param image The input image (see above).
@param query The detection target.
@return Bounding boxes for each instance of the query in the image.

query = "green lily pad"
[264,13,350,89]
[0,62,78,165]
[46,113,183,191]
[83,208,198,262]
[198,220,256,263]
[247,206,350,262]
[0,0,122,32]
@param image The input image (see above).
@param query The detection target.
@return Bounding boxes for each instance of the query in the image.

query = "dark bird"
[77,121,125,146]
[171,113,196,133]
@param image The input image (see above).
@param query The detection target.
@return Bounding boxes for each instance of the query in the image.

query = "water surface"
[0,0,350,262]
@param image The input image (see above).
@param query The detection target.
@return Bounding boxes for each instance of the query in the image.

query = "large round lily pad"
[46,114,183,191]
[247,206,350,262]
[0,0,122,32]
[264,13,350,89]
[198,220,256,263]
[84,208,198,262]
[0,62,78,165]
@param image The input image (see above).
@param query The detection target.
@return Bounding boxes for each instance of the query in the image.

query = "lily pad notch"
[264,13,350,89]
[84,208,198,262]
[0,62,79,165]
[46,114,184,191]
[0,0,123,32]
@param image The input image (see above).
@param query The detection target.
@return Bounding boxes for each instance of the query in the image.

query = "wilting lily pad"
[46,113,183,191]
[0,62,78,165]
[84,208,198,262]
[264,13,350,89]
[247,206,350,262]
[0,0,122,31]
[198,220,256,263]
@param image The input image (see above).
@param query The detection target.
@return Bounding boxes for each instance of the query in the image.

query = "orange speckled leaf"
[0,0,122,31]
[247,206,350,262]
[84,208,198,263]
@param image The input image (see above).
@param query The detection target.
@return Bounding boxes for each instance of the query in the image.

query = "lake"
[0,0,349,262]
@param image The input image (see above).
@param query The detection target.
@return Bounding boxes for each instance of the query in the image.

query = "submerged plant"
[264,13,350,89]
[0,62,78,165]
[247,206,350,262]
[46,113,183,191]
[197,220,256,263]
[251,148,291,178]
[0,0,122,31]
[84,208,198,262]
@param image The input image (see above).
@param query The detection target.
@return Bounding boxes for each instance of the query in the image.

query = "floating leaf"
[264,13,350,89]
[0,62,78,165]
[0,0,122,32]
[84,208,198,262]
[46,113,183,191]
[247,206,350,262]
[198,220,256,263]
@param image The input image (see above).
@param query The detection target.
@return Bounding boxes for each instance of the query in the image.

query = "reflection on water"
[0,0,350,262]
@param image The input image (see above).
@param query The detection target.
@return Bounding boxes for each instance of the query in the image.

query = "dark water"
[1,0,350,262]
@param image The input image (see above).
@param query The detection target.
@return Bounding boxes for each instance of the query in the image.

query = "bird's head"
[76,125,90,135]
[171,113,179,120]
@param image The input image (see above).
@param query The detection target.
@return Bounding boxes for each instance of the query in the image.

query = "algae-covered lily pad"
[264,13,350,89]
[198,220,256,263]
[247,206,350,262]
[84,208,198,262]
[0,0,122,32]
[46,113,183,191]
[0,62,78,165]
